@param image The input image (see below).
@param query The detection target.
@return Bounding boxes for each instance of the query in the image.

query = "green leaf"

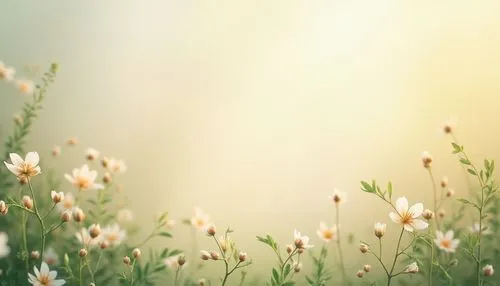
[451,142,462,154]
[360,181,374,193]
[283,263,291,278]
[272,267,280,283]
[467,168,477,176]
[457,198,480,210]
[459,158,471,165]
[387,181,393,199]
[158,232,172,238]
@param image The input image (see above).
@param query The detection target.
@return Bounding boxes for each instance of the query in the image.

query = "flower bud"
[31,250,40,260]
[52,146,61,157]
[89,283,96,286]
[19,177,28,185]
[79,248,88,258]
[294,238,304,249]
[72,207,85,222]
[359,243,369,254]
[123,256,131,265]
[101,157,109,168]
[22,196,33,209]
[421,151,432,168]
[374,222,386,239]
[440,176,448,188]
[438,209,445,219]
[102,172,112,184]
[363,264,372,272]
[210,251,220,260]
[85,148,100,161]
[297,248,304,254]
[89,224,101,239]
[294,263,302,273]
[356,270,364,278]
[483,264,494,277]
[286,244,293,254]
[446,188,455,198]
[132,248,141,259]
[61,210,72,222]
[177,256,186,266]
[238,252,247,262]
[198,279,206,286]
[51,190,64,204]
[0,201,8,215]
[206,225,216,236]
[422,209,434,220]
[100,240,110,249]
[200,250,211,260]
[67,137,78,146]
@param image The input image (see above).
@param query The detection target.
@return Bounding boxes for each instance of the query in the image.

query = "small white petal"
[408,203,423,218]
[24,152,39,166]
[403,224,414,232]
[389,212,400,223]
[9,153,24,166]
[395,197,409,214]
[412,219,429,230]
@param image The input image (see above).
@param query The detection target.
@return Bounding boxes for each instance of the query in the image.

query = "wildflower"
[468,223,491,235]
[102,172,112,184]
[64,164,104,191]
[293,229,313,249]
[422,209,434,220]
[177,256,186,266]
[286,244,293,254]
[44,247,59,265]
[421,151,433,168]
[294,262,302,273]
[356,270,364,278]
[329,188,347,205]
[52,146,61,157]
[483,264,494,277]
[66,137,78,146]
[446,188,455,198]
[89,224,101,239]
[72,207,85,222]
[0,233,10,258]
[374,222,386,238]
[116,208,134,223]
[107,158,127,173]
[363,264,372,272]
[389,197,428,232]
[0,201,7,215]
[16,79,34,94]
[50,191,64,204]
[132,248,141,259]
[60,211,71,222]
[441,118,457,135]
[190,207,210,231]
[56,193,75,213]
[28,262,66,285]
[84,148,99,161]
[440,176,448,188]
[316,222,337,242]
[31,251,40,260]
[4,152,41,182]
[200,250,210,260]
[165,255,188,269]
[198,279,207,286]
[404,262,419,273]
[76,228,99,247]
[359,243,369,254]
[22,196,33,209]
[123,256,131,265]
[238,252,247,262]
[0,61,15,81]
[205,225,216,236]
[79,248,87,258]
[210,251,220,260]
[100,224,126,246]
[434,230,460,253]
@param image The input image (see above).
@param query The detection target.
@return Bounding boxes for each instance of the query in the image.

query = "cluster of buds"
[356,264,371,278]
[0,201,8,215]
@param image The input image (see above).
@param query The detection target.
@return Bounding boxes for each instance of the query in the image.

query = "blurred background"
[1,0,500,282]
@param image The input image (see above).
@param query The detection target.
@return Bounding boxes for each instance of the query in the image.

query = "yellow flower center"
[63,200,73,209]
[107,233,118,242]
[400,212,414,225]
[440,239,451,249]
[20,163,38,178]
[322,230,334,240]
[19,82,30,93]
[38,275,50,285]
[76,176,90,189]
[195,218,205,227]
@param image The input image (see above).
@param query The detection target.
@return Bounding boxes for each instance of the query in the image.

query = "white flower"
[43,247,59,266]
[0,61,15,81]
[316,222,337,242]
[28,262,66,285]
[101,224,126,246]
[85,148,100,161]
[404,262,419,273]
[0,232,10,258]
[190,207,210,231]
[116,209,134,223]
[16,79,35,94]
[75,228,99,248]
[389,197,428,232]
[441,117,457,135]
[56,193,75,213]
[468,223,491,235]
[421,151,433,168]
[107,158,127,173]
[164,255,187,270]
[483,264,494,277]
[64,164,104,191]
[4,152,41,181]
[293,229,314,249]
[374,222,387,238]
[329,188,347,205]
[434,230,460,253]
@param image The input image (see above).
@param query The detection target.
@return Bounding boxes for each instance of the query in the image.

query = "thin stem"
[42,203,56,220]
[22,211,29,273]
[427,169,440,229]
[28,179,46,261]
[86,256,95,284]
[213,236,231,286]
[79,258,84,286]
[45,221,65,235]
[129,259,136,285]
[335,205,348,285]
[387,227,405,286]
[173,267,180,286]
[94,251,104,274]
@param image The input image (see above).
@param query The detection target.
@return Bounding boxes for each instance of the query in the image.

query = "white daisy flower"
[329,188,347,205]
[101,224,126,246]
[28,261,65,285]
[434,230,460,253]
[389,197,428,232]
[3,152,41,182]
[64,164,104,191]
[190,207,210,231]
[316,222,337,242]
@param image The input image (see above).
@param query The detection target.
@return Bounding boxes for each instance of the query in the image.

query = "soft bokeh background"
[1,0,500,282]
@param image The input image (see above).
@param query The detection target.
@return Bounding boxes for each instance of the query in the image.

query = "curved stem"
[335,206,348,285]
[387,227,405,286]
[28,179,46,261]
[427,169,440,230]
[173,267,180,286]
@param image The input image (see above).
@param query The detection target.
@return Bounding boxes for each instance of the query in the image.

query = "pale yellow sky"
[1,0,500,282]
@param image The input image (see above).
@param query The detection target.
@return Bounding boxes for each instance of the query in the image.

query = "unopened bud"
[0,201,8,215]
[238,252,247,262]
[446,188,455,198]
[286,244,293,254]
[200,250,210,260]
[438,209,445,219]
[72,207,85,222]
[440,176,448,188]
[22,196,33,209]
[206,225,216,236]
[19,177,28,185]
[51,191,64,204]
[360,243,369,254]
[100,240,110,249]
[52,146,61,157]
[198,279,206,286]
[123,256,131,265]
[421,151,432,168]
[297,248,304,254]
[89,283,96,286]
[31,251,40,260]
[177,256,186,266]
[363,264,372,272]
[356,270,364,278]
[79,248,88,258]
[132,248,141,259]
[61,210,72,222]
[102,172,112,184]
[85,148,100,161]
[294,263,302,273]
[294,238,304,249]
[101,157,109,168]
[67,137,78,146]
[210,251,220,260]
[374,223,386,239]
[422,209,434,220]
[483,264,494,277]
[89,224,101,239]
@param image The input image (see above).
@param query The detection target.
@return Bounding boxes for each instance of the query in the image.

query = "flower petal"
[403,224,414,232]
[9,153,24,166]
[395,197,408,214]
[24,152,39,166]
[408,203,423,218]
[445,230,454,240]
[40,262,49,275]
[412,219,429,230]
[33,265,40,278]
[4,162,20,175]
[64,174,74,184]
[389,212,400,224]
[48,270,57,280]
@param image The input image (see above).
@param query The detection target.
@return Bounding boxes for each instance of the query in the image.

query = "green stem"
[22,211,29,273]
[335,205,348,285]
[387,227,405,286]
[79,258,84,286]
[27,179,46,261]
[173,267,180,286]
[130,259,136,285]
[86,257,95,284]
[427,169,440,230]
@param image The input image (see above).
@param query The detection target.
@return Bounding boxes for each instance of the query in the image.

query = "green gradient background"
[2,0,500,281]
